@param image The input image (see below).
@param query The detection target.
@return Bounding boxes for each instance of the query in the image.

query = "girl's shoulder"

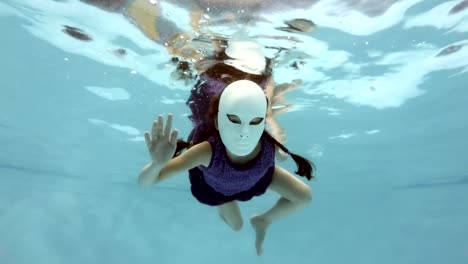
[188,140,212,167]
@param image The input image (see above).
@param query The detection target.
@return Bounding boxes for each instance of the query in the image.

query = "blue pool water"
[1,0,467,264]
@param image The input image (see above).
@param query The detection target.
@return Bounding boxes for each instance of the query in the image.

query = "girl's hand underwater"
[144,114,179,166]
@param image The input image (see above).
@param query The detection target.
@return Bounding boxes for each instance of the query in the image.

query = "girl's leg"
[217,201,243,231]
[250,165,312,255]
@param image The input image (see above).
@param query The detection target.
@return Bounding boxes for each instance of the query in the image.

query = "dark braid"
[262,131,315,180]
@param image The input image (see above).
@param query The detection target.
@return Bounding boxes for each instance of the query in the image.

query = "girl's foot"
[250,215,271,256]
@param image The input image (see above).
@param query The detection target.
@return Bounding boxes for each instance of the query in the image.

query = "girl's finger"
[144,132,152,149]
[151,120,159,139]
[156,115,164,137]
[164,114,173,139]
[170,129,179,145]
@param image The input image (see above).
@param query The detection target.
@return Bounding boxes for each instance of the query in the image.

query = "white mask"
[217,80,267,156]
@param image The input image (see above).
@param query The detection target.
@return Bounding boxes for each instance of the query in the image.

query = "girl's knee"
[302,188,312,203]
[219,211,243,231]
[230,218,243,231]
[292,187,312,205]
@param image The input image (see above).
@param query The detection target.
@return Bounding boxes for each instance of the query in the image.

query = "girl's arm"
[138,141,211,186]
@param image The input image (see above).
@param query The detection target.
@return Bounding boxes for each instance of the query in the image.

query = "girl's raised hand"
[144,114,179,166]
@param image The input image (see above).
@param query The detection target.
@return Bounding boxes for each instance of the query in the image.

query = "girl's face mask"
[217,80,267,156]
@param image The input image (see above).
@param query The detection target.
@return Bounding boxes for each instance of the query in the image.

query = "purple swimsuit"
[197,133,275,196]
[185,65,274,205]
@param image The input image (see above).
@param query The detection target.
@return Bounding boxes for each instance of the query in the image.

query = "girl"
[138,79,315,256]
[185,39,298,160]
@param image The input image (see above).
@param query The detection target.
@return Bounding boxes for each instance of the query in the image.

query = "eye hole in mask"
[226,114,264,125]
[249,117,264,125]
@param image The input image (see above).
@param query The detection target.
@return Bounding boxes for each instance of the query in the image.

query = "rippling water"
[1,0,467,263]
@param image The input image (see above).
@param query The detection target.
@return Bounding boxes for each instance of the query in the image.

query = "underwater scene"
[1,0,467,263]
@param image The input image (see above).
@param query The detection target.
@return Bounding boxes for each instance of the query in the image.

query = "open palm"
[144,114,179,166]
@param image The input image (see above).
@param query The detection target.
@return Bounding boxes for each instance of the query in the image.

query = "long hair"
[174,93,316,181]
